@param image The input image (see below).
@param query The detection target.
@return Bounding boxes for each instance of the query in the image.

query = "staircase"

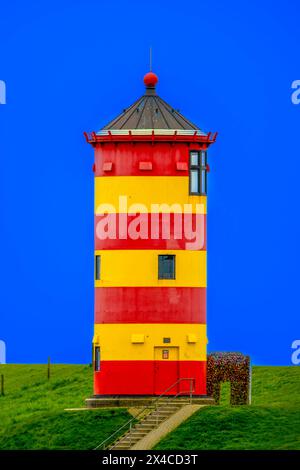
[112,399,191,450]
[94,378,196,451]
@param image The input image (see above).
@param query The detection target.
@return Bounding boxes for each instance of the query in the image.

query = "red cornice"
[83,130,218,146]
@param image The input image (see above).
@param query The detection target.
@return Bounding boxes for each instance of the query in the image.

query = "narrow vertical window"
[95,255,101,280]
[190,170,199,193]
[189,151,207,195]
[189,152,200,194]
[200,150,207,195]
[94,346,100,371]
[158,255,176,280]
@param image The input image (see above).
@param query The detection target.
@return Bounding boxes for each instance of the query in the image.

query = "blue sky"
[0,0,299,364]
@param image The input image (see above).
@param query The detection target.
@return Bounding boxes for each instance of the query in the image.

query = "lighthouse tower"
[85,71,217,397]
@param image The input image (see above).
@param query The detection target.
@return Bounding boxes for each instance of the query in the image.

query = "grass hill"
[0,364,299,450]
[155,366,300,450]
[0,364,130,450]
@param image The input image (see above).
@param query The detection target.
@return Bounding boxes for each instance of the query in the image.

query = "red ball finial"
[144,71,158,88]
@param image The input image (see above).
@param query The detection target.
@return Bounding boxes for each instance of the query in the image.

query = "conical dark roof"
[101,72,205,134]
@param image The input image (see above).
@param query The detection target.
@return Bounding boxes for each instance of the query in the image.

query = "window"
[94,346,100,371]
[95,255,101,280]
[158,255,175,280]
[189,151,207,195]
[163,337,171,344]
[162,349,169,359]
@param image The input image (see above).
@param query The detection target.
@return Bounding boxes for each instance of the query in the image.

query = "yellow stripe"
[93,323,206,361]
[95,250,206,287]
[95,177,206,214]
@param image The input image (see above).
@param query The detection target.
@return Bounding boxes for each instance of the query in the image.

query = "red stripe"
[95,287,206,324]
[94,361,206,395]
[95,214,206,250]
[94,142,203,177]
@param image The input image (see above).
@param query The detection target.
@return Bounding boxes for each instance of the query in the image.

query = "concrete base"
[85,395,215,408]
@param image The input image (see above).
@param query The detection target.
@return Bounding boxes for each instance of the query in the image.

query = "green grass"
[1,365,299,450]
[0,364,131,450]
[155,366,300,450]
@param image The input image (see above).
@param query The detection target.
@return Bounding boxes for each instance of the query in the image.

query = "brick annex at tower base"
[84,70,217,397]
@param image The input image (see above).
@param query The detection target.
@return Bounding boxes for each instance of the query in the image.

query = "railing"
[94,377,195,451]
[96,129,207,136]
[84,129,218,144]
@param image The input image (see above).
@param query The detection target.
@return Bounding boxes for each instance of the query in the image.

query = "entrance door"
[153,346,179,395]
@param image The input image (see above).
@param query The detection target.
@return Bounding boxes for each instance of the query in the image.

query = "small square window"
[158,255,175,280]
[163,337,171,344]
[95,255,101,280]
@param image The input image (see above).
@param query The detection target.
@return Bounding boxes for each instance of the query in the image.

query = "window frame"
[162,349,169,359]
[158,254,176,280]
[94,346,100,372]
[189,150,207,196]
[95,255,101,280]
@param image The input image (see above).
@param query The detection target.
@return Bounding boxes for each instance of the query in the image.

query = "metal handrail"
[96,129,207,137]
[94,377,195,450]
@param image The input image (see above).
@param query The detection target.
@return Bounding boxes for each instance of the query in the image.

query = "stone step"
[145,412,168,418]
[112,445,131,450]
[145,417,170,424]
[116,437,145,445]
[149,409,175,414]
[114,435,137,445]
[135,422,157,426]
[119,432,148,441]
[134,424,156,430]
[154,405,181,410]
[170,400,189,403]
[120,436,145,443]
[123,432,146,438]
[114,436,140,444]
[157,404,182,409]
[150,412,175,417]
[143,418,166,424]
[159,398,191,402]
[151,404,175,409]
[123,431,149,437]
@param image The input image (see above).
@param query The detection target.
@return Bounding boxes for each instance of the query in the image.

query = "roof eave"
[83,130,218,146]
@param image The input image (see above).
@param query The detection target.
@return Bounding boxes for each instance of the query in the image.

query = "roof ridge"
[153,96,169,128]
[157,95,199,130]
[135,96,147,128]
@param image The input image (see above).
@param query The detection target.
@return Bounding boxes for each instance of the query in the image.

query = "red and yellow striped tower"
[85,71,217,396]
